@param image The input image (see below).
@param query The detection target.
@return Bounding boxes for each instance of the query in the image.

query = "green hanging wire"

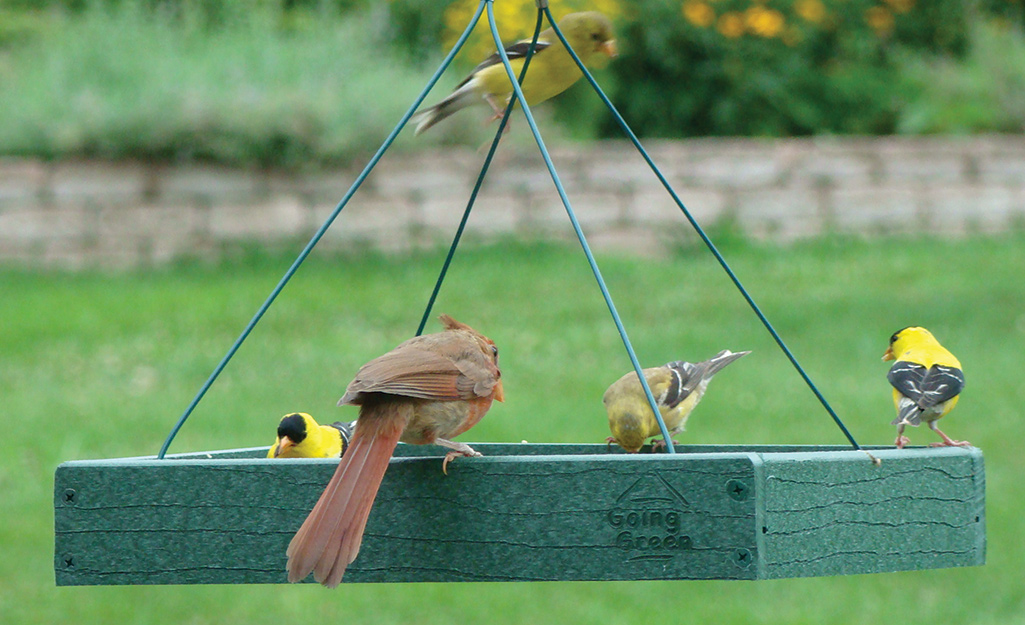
[417,9,546,337]
[158,0,870,462]
[483,0,679,453]
[157,2,489,458]
[540,4,869,455]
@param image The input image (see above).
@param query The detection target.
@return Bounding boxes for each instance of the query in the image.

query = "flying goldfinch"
[883,326,968,449]
[286,315,503,587]
[268,413,354,459]
[412,11,617,135]
[604,350,750,453]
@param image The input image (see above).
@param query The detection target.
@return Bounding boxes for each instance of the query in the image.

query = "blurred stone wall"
[2,136,1023,268]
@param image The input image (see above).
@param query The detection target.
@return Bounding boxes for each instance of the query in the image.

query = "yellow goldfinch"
[604,350,750,453]
[267,413,354,459]
[412,11,617,135]
[883,327,968,449]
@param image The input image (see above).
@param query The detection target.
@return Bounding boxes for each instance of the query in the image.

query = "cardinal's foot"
[435,438,482,475]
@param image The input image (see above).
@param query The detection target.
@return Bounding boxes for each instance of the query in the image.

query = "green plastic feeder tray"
[53,443,985,585]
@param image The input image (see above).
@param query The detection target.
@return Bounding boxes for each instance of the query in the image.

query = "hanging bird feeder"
[55,444,983,585]
[54,0,985,586]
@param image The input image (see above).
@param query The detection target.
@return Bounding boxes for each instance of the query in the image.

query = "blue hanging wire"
[542,5,872,459]
[417,9,546,337]
[486,1,678,453]
[157,2,489,459]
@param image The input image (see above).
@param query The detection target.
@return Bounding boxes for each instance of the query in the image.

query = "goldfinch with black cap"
[604,350,750,453]
[268,413,354,459]
[412,11,617,135]
[883,327,968,449]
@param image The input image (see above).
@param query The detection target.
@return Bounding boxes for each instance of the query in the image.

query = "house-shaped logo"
[606,473,691,562]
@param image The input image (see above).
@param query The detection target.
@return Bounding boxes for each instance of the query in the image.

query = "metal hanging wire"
[157,1,490,458]
[415,4,676,451]
[416,9,546,337]
[159,0,870,462]
[535,1,870,458]
[477,0,679,451]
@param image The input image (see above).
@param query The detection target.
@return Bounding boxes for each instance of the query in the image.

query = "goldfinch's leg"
[927,422,970,448]
[650,438,681,453]
[894,424,910,449]
[483,95,513,134]
[483,95,506,121]
[605,436,618,450]
[434,438,482,474]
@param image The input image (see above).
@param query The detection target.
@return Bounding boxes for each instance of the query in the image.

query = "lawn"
[3,234,1024,624]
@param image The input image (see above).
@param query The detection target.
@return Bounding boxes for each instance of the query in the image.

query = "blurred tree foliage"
[1,0,1023,167]
[896,18,1025,133]
[0,0,371,16]
[385,0,1021,138]
[979,0,1025,29]
[0,0,372,48]
[0,0,436,167]
[598,0,974,137]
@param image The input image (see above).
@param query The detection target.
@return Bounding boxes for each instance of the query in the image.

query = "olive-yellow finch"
[268,413,354,459]
[412,11,617,135]
[883,327,968,449]
[604,350,750,453]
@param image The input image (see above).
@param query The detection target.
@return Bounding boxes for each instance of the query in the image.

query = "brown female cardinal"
[285,314,504,587]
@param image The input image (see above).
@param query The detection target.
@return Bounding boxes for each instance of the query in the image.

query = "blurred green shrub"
[0,0,371,20]
[897,19,1025,133]
[1,0,1023,167]
[599,0,973,138]
[0,1,434,167]
[387,0,991,138]
[0,8,53,48]
[978,0,1025,30]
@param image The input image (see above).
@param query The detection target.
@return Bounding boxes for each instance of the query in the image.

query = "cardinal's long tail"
[286,400,407,587]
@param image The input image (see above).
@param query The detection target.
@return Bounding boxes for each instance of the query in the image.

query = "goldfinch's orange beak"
[273,436,295,458]
[601,40,618,58]
[493,380,505,403]
[882,346,895,361]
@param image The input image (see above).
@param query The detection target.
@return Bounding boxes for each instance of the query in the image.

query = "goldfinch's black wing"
[662,361,702,409]
[663,350,749,409]
[329,421,356,455]
[888,362,965,424]
[455,40,552,89]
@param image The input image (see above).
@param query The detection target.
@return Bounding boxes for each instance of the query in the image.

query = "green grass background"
[3,235,1024,624]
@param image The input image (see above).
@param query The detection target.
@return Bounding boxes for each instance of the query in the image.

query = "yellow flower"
[682,0,715,28]
[794,0,826,24]
[717,11,745,38]
[744,5,785,38]
[865,6,895,35]
[884,0,915,14]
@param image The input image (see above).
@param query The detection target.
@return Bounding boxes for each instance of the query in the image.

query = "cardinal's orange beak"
[493,380,505,403]
[882,347,895,361]
[273,436,295,458]
[601,40,618,58]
